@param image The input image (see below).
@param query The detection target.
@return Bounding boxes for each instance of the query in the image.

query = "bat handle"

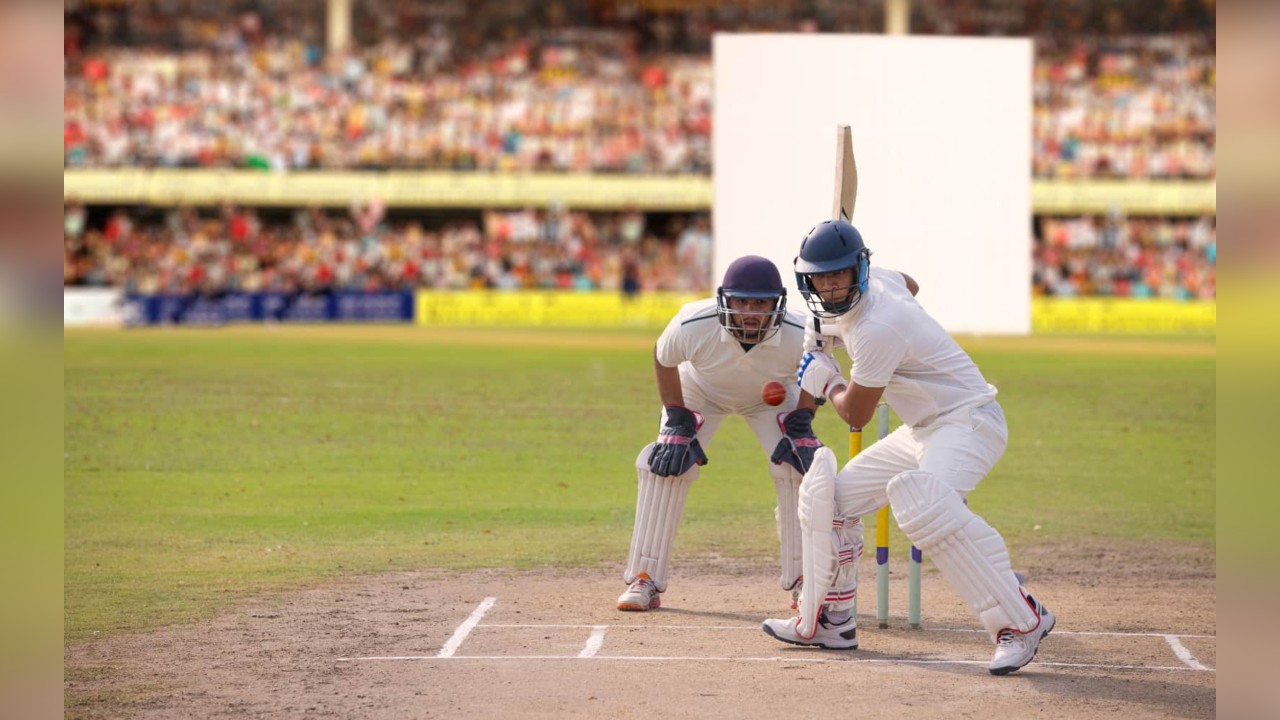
[810,317,827,406]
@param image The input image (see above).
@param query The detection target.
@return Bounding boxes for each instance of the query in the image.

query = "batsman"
[761,219,1056,675]
[617,255,852,612]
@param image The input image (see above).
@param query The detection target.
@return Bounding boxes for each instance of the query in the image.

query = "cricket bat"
[834,125,862,453]
[832,124,857,223]
[810,125,857,402]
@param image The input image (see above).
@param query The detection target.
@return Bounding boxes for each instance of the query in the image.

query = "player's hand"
[803,320,843,355]
[771,409,824,474]
[648,405,709,477]
[798,351,847,400]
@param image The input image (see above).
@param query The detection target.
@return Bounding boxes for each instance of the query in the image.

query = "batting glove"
[798,351,847,400]
[648,405,709,477]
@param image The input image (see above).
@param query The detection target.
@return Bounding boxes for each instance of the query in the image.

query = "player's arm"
[654,347,684,406]
[900,272,919,297]
[826,382,884,431]
[800,317,840,413]
[650,345,708,476]
[797,321,902,429]
[796,388,819,411]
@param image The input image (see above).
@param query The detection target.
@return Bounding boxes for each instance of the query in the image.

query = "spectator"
[62,204,715,296]
[61,1,1215,302]
[1032,214,1214,299]
[64,0,1213,179]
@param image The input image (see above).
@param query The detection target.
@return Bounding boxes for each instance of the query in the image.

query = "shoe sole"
[761,622,858,650]
[989,614,1056,675]
[616,599,661,611]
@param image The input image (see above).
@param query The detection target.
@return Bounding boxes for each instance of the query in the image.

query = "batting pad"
[625,443,697,592]
[886,471,1036,639]
[770,463,804,591]
[797,447,839,639]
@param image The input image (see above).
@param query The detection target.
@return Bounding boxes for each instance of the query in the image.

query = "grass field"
[63,325,1215,644]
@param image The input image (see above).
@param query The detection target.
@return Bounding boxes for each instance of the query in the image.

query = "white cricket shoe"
[789,578,803,610]
[989,593,1055,675]
[617,573,661,611]
[762,612,858,649]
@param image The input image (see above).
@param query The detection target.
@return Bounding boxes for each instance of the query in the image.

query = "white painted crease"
[331,614,1216,672]
[1163,634,1209,671]
[478,624,1215,638]
[480,624,756,630]
[932,627,1216,639]
[337,655,1210,671]
[579,626,607,658]
[437,597,497,658]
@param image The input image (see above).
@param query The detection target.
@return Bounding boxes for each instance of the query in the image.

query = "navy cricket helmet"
[793,219,872,318]
[716,255,787,343]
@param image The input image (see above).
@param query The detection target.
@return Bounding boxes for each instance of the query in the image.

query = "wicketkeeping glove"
[797,351,847,400]
[770,408,824,474]
[648,405,709,477]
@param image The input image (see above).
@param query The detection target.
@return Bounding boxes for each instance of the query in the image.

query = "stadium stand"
[63,0,1214,299]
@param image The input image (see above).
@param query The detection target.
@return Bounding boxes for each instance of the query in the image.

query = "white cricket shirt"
[829,267,997,427]
[655,298,808,414]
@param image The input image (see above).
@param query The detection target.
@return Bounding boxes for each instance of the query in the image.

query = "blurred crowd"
[1033,213,1215,299]
[1033,33,1214,179]
[65,201,1215,301]
[64,0,1214,178]
[62,0,1215,300]
[63,202,714,296]
[63,0,713,173]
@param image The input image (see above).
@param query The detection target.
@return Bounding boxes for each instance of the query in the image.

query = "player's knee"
[769,461,803,484]
[637,442,700,483]
[885,469,932,498]
[636,442,658,472]
[886,470,968,550]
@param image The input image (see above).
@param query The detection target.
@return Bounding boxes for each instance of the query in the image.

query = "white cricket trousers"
[834,401,1009,518]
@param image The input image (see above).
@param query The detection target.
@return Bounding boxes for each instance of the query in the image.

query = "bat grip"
[809,316,829,406]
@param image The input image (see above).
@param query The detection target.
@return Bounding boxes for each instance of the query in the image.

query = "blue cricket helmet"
[793,219,872,318]
[716,255,787,343]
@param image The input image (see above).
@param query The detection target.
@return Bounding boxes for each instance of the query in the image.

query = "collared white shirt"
[830,266,997,427]
[655,298,808,414]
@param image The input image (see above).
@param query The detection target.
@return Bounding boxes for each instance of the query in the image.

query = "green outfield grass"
[64,326,1215,643]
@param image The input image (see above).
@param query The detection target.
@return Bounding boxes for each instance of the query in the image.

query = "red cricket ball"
[761,381,787,406]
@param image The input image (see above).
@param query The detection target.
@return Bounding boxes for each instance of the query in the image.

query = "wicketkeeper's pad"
[624,442,698,592]
[770,462,803,591]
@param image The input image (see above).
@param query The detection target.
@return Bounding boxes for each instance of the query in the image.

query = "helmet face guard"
[796,250,870,318]
[793,220,872,318]
[716,289,787,343]
[717,255,788,344]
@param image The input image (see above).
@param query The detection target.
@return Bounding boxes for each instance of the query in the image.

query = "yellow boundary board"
[414,291,1216,334]
[1032,297,1216,333]
[65,170,1214,215]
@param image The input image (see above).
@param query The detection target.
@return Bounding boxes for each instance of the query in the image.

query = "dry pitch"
[65,537,1214,719]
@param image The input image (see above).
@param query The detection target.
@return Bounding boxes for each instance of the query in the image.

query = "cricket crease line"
[1162,634,1209,671]
[578,626,607,658]
[930,627,1216,639]
[480,624,758,630]
[336,655,1212,671]
[436,597,497,658]
[477,623,1214,639]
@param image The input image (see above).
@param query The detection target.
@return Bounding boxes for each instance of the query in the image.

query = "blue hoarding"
[123,291,415,326]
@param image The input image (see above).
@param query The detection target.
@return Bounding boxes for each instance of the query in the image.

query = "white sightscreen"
[713,33,1032,335]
